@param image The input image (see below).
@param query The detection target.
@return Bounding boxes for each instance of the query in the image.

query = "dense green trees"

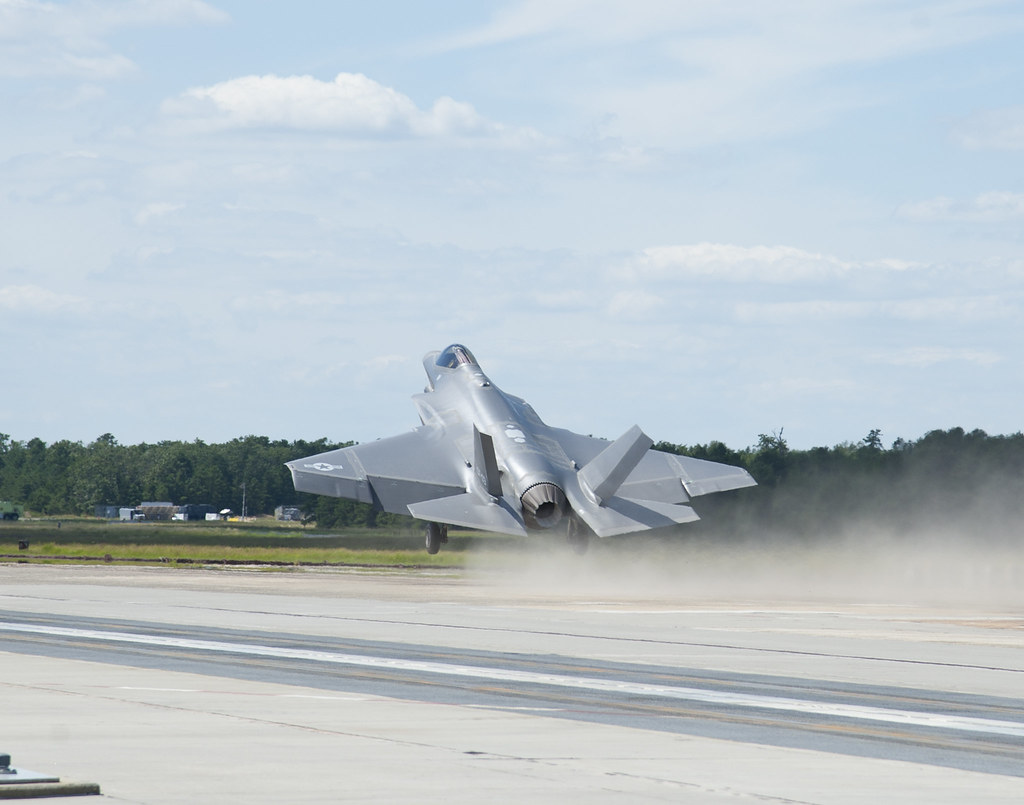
[667,427,1024,543]
[0,433,339,521]
[1,427,1023,539]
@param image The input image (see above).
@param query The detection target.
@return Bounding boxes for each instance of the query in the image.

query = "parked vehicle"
[1,501,24,521]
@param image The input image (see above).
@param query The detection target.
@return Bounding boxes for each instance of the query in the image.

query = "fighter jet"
[288,344,755,553]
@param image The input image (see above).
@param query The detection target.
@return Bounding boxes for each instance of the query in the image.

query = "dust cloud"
[464,527,1024,610]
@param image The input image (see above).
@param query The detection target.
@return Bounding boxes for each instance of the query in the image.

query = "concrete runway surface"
[1,553,1023,804]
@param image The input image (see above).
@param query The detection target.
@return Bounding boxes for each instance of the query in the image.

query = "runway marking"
[113,687,366,701]
[4,620,1023,740]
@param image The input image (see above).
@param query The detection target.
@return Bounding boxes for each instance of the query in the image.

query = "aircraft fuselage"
[416,348,570,529]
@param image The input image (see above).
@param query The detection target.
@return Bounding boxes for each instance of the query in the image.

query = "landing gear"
[425,522,448,554]
[566,517,590,555]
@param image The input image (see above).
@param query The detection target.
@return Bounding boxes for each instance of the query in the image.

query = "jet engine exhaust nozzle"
[520,482,568,529]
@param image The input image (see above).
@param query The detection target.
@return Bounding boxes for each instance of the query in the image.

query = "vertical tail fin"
[473,426,503,498]
[577,425,653,504]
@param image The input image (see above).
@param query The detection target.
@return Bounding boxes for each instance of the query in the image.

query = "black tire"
[568,532,589,555]
[566,518,589,555]
[425,522,443,554]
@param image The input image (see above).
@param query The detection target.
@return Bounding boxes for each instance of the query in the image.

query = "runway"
[1,559,1023,803]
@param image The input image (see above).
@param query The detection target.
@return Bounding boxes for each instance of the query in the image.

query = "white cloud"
[134,201,184,225]
[873,258,923,272]
[0,0,227,35]
[897,192,1024,223]
[0,0,227,78]
[736,295,1014,324]
[229,290,352,313]
[735,300,870,323]
[953,105,1024,150]
[439,1,1024,148]
[531,289,595,311]
[229,162,294,183]
[447,1,1018,67]
[749,375,858,399]
[161,72,542,144]
[621,243,851,283]
[364,354,406,370]
[0,284,83,312]
[606,289,663,318]
[873,347,1002,368]
[885,295,1015,322]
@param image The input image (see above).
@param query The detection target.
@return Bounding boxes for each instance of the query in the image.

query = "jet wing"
[286,426,467,516]
[660,453,758,497]
[548,427,756,503]
[408,493,527,536]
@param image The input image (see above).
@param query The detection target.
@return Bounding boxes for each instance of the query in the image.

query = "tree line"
[0,433,390,528]
[1,428,1022,538]
[661,427,1024,543]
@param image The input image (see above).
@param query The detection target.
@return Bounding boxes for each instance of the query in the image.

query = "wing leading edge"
[286,427,466,515]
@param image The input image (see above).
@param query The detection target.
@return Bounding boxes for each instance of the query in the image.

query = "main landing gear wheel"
[567,531,590,555]
[425,522,448,554]
[566,518,590,555]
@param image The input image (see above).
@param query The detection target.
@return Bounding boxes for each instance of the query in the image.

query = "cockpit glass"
[437,344,478,368]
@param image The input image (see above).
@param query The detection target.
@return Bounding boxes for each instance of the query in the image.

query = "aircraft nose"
[520,482,568,528]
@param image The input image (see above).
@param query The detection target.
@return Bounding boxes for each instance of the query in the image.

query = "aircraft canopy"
[437,344,479,368]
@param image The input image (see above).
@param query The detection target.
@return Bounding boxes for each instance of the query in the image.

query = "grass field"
[0,517,516,568]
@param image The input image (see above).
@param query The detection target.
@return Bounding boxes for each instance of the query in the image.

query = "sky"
[1,0,1023,451]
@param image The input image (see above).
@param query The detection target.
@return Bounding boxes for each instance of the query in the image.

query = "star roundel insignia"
[305,462,342,472]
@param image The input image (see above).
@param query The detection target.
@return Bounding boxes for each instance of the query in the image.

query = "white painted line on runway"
[279,694,370,700]
[4,620,1023,739]
[113,687,367,701]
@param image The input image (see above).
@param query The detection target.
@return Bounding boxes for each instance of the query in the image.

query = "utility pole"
[241,481,246,520]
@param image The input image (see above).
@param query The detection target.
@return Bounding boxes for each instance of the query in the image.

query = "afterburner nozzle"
[520,482,568,529]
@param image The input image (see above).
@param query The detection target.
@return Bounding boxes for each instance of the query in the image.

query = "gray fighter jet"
[288,344,755,553]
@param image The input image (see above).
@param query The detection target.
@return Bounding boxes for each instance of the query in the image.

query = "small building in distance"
[116,503,214,521]
[138,502,175,521]
[177,503,215,521]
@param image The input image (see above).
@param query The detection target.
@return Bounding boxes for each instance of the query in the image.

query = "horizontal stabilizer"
[408,493,528,536]
[564,482,700,537]
[670,455,757,497]
[580,497,700,538]
[578,425,653,504]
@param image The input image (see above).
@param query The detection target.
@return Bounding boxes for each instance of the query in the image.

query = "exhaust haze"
[467,527,1024,610]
